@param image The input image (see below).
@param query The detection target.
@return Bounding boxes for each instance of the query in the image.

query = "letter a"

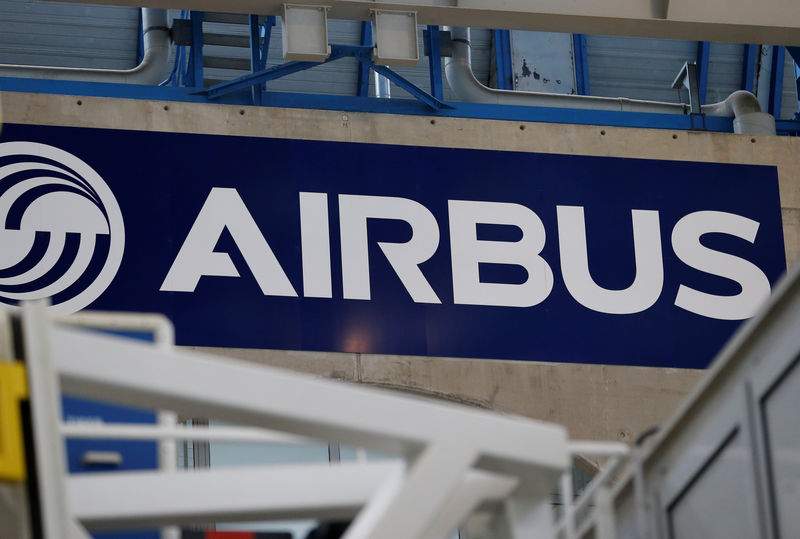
[160,188,297,296]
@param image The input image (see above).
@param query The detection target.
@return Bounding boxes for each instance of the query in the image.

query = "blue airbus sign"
[0,123,786,368]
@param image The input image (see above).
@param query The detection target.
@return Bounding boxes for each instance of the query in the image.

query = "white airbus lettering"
[161,190,771,321]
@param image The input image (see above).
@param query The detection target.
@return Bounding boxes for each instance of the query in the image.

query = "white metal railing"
[3,300,628,539]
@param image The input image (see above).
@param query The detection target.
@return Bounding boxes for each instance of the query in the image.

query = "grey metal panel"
[668,430,761,539]
[706,42,745,104]
[780,52,799,120]
[508,31,576,94]
[0,0,138,69]
[586,35,694,104]
[762,357,800,538]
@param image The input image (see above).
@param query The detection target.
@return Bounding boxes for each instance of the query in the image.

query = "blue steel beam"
[742,44,758,92]
[787,46,800,65]
[769,45,785,117]
[186,11,204,88]
[787,46,800,111]
[136,10,144,64]
[696,41,710,104]
[201,44,448,110]
[203,45,367,99]
[356,21,372,97]
[426,25,443,100]
[2,75,785,134]
[572,34,590,95]
[492,30,513,90]
[249,15,262,105]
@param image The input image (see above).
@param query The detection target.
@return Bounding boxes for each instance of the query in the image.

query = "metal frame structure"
[2,10,799,134]
[0,301,628,539]
[575,253,800,538]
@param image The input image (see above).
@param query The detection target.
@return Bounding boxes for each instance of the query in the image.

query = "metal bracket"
[423,29,452,57]
[671,61,702,115]
[170,18,193,46]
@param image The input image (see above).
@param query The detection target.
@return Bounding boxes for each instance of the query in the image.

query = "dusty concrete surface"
[186,345,703,442]
[5,91,794,442]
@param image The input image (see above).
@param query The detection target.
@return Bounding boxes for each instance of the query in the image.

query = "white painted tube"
[444,27,775,134]
[0,9,171,85]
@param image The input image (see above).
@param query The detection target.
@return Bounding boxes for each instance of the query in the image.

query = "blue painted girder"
[201,44,449,110]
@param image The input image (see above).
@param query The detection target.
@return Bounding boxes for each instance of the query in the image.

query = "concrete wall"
[4,91,799,443]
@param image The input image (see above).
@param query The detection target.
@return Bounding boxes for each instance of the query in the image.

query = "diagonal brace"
[371,64,449,110]
[199,43,449,110]
[200,44,369,99]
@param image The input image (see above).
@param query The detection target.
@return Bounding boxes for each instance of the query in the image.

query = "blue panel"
[61,329,158,539]
[493,29,513,90]
[357,21,373,97]
[742,44,758,92]
[187,11,204,88]
[249,15,262,105]
[769,46,785,117]
[0,124,786,369]
[136,10,144,65]
[696,41,710,104]
[572,34,590,96]
[426,25,443,100]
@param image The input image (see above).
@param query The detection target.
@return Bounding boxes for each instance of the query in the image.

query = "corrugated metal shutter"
[0,0,138,70]
[586,35,693,103]
[706,42,746,104]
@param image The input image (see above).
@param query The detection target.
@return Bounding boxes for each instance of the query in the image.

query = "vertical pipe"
[374,71,391,98]
[560,469,577,539]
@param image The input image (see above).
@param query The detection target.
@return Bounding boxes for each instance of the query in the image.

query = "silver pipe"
[0,9,172,85]
[374,71,391,98]
[444,27,775,134]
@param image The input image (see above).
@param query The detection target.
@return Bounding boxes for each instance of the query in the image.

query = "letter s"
[672,211,770,320]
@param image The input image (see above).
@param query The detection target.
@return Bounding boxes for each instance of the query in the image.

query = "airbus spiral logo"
[0,142,124,313]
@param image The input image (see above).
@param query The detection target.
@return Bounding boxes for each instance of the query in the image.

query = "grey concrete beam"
[44,0,800,45]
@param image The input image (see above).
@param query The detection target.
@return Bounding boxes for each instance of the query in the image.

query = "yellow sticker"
[0,361,28,482]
